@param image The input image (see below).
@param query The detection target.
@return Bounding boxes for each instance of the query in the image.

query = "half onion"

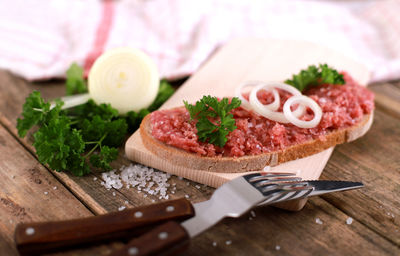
[89,47,159,114]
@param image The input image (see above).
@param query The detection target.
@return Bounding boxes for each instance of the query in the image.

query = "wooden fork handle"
[109,221,190,256]
[14,198,194,255]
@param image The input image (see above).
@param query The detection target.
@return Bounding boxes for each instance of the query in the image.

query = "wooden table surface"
[0,69,399,256]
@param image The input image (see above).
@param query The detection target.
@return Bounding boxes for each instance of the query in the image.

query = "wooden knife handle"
[14,198,194,255]
[109,221,190,256]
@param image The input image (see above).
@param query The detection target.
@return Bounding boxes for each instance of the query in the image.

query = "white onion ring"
[235,81,280,110]
[235,81,261,110]
[249,82,306,123]
[283,95,322,128]
[249,83,288,123]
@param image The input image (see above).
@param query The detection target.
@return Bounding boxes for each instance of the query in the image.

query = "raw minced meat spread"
[150,73,374,157]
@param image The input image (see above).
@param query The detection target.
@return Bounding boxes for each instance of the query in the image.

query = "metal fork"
[107,172,361,256]
[183,172,303,237]
[182,172,362,238]
[15,172,363,256]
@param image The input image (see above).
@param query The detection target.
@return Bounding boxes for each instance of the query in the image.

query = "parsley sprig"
[184,96,241,147]
[285,64,345,92]
[17,63,174,176]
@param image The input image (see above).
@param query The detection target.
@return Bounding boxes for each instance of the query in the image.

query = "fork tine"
[245,172,299,183]
[252,177,303,187]
[258,184,314,205]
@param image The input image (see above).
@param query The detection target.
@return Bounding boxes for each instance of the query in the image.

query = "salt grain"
[315,218,323,225]
[100,164,172,200]
[195,185,201,189]
[118,206,126,211]
[225,240,232,245]
[53,186,57,190]
[93,177,97,181]
[112,192,116,196]
[11,175,15,179]
[212,241,217,247]
[346,217,353,225]
[44,191,48,195]
[250,210,256,218]
[185,194,189,199]
[275,245,281,251]
[386,212,395,218]
[263,166,271,172]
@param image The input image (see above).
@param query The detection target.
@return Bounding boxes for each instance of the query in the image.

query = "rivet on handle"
[128,247,139,255]
[166,206,175,212]
[134,211,143,218]
[25,227,35,236]
[158,232,168,240]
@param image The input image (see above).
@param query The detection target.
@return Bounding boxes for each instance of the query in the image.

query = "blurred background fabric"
[0,0,399,82]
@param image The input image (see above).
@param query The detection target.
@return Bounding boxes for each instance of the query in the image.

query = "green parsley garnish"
[184,96,241,147]
[65,62,87,95]
[285,64,345,92]
[17,63,174,176]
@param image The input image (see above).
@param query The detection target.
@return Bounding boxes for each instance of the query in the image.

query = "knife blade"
[109,178,363,256]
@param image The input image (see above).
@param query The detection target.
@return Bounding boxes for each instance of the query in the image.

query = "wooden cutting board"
[125,38,370,211]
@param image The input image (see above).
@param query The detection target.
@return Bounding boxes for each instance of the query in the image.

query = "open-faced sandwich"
[140,64,374,172]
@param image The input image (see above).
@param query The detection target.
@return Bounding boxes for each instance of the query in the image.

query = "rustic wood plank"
[0,68,399,255]
[320,108,400,246]
[0,70,214,215]
[0,124,94,254]
[186,196,399,255]
[370,81,400,119]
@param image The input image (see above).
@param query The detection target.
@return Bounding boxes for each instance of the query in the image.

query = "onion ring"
[283,95,322,128]
[249,82,305,123]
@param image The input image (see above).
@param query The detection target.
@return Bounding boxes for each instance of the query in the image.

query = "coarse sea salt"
[315,218,323,225]
[346,217,353,225]
[100,164,171,200]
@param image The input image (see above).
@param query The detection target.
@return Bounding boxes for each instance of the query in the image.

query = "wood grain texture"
[0,125,93,255]
[125,38,371,211]
[0,43,399,255]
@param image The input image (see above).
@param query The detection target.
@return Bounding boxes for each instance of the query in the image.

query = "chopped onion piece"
[283,95,322,128]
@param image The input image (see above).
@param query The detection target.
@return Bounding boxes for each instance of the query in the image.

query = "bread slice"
[140,109,373,173]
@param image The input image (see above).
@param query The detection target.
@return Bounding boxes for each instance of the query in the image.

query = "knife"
[108,176,363,256]
[14,172,363,255]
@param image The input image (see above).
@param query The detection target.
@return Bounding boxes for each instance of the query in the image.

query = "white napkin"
[0,0,399,82]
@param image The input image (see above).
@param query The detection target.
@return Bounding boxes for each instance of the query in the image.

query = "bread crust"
[140,109,373,173]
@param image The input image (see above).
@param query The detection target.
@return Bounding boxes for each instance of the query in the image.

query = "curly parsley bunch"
[17,64,174,176]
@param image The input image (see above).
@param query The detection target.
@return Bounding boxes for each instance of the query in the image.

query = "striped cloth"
[0,0,399,82]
